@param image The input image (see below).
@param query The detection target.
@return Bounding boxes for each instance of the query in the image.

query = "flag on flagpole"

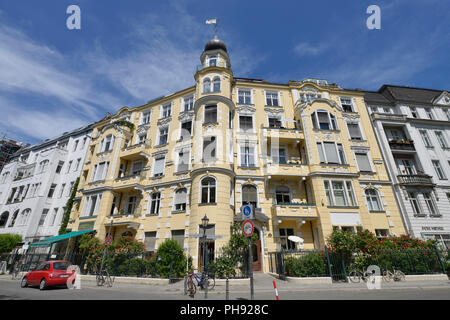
[206,19,217,24]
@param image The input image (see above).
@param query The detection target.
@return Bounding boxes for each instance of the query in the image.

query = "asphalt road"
[1,278,450,300]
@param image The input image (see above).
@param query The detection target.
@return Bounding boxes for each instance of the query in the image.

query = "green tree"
[0,234,22,254]
[59,177,80,235]
[155,239,188,278]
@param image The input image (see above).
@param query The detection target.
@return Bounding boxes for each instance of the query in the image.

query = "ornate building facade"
[67,36,406,272]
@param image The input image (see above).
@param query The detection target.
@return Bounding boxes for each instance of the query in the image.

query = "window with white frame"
[201,177,216,204]
[203,78,211,93]
[365,189,383,211]
[174,188,187,211]
[409,107,418,118]
[212,77,220,92]
[50,208,59,226]
[38,209,49,226]
[183,95,194,111]
[177,149,190,172]
[138,133,147,144]
[59,184,65,198]
[141,110,151,124]
[347,122,363,140]
[40,160,49,173]
[317,142,346,164]
[171,230,185,248]
[271,147,287,164]
[423,192,439,216]
[101,134,114,152]
[340,97,355,112]
[47,184,57,198]
[83,194,102,217]
[424,107,434,119]
[73,140,79,152]
[279,228,295,250]
[420,130,433,147]
[432,160,446,179]
[131,160,143,175]
[1,172,10,184]
[435,131,448,149]
[444,108,450,121]
[239,115,253,132]
[153,156,165,177]
[240,143,256,167]
[56,161,64,174]
[144,231,157,252]
[324,180,356,207]
[275,186,290,204]
[158,126,169,145]
[408,192,422,215]
[266,91,280,107]
[161,103,171,118]
[268,116,282,128]
[311,110,338,130]
[180,120,192,141]
[93,161,109,181]
[204,105,217,123]
[238,89,252,104]
[354,152,373,172]
[242,185,257,208]
[75,158,81,171]
[207,55,217,67]
[149,192,161,215]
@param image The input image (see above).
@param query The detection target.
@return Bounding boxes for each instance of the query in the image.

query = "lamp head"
[202,215,209,228]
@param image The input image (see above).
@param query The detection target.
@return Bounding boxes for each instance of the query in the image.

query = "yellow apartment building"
[67,36,406,272]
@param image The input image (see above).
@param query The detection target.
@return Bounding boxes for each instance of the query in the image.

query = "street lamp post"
[201,214,209,299]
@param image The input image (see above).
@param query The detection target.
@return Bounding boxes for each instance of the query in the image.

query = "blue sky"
[0,0,449,145]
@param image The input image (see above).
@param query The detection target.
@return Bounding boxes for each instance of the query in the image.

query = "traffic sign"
[242,220,254,237]
[105,235,113,245]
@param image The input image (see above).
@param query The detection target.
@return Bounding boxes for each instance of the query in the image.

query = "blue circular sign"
[243,205,252,217]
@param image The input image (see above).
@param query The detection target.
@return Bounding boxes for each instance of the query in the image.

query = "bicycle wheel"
[382,271,391,282]
[187,278,196,296]
[348,270,361,283]
[394,270,405,281]
[96,274,105,286]
[207,277,215,290]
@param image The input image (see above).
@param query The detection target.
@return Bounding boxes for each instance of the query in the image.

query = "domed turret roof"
[204,36,227,53]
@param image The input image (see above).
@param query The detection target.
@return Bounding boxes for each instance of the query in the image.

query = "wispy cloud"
[293,42,329,57]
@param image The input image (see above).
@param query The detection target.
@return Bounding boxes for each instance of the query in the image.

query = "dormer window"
[311,110,338,131]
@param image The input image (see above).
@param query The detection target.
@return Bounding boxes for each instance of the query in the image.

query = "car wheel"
[20,277,28,288]
[39,278,47,290]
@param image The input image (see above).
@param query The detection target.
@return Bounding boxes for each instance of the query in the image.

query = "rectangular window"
[73,140,79,152]
[184,95,194,111]
[150,192,161,215]
[324,142,339,164]
[159,127,169,145]
[346,181,356,206]
[272,148,287,164]
[126,196,137,214]
[174,189,187,211]
[38,209,49,226]
[153,157,165,177]
[131,161,143,175]
[142,111,151,124]
[279,228,295,250]
[435,131,448,149]
[347,122,363,140]
[317,143,325,163]
[204,105,217,123]
[268,117,282,128]
[240,144,255,167]
[50,208,58,226]
[423,192,439,216]
[171,230,185,248]
[425,107,434,119]
[355,152,372,172]
[432,160,446,179]
[420,130,432,147]
[238,89,252,104]
[47,184,57,198]
[144,231,157,252]
[410,107,418,118]
[408,192,422,215]
[66,161,72,173]
[56,161,64,174]
[180,121,192,140]
[177,150,190,172]
[324,180,355,207]
[337,144,346,164]
[340,97,354,112]
[332,181,346,206]
[266,92,279,107]
[239,115,253,132]
[59,184,66,198]
[162,103,171,118]
[75,158,81,171]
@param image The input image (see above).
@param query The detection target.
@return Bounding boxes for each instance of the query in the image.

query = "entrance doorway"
[199,240,215,272]
[252,229,261,271]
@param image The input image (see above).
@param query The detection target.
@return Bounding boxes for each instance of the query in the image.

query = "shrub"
[284,252,327,277]
[155,239,189,278]
[0,234,22,254]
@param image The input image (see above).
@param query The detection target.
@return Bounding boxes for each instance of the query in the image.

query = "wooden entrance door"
[252,230,261,271]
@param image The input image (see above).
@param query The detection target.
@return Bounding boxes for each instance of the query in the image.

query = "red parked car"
[21,260,75,290]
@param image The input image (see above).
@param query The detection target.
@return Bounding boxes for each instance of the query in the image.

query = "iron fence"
[268,246,448,282]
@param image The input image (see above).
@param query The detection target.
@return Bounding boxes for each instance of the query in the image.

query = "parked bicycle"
[184,269,215,296]
[96,268,114,287]
[348,266,373,283]
[11,258,25,280]
[382,267,405,282]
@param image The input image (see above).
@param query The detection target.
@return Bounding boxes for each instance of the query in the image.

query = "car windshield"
[53,262,71,270]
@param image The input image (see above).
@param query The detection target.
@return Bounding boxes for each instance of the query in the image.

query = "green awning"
[30,230,95,247]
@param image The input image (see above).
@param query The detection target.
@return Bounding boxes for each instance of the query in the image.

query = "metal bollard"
[225,277,229,300]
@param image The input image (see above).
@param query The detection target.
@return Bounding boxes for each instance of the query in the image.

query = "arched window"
[8,209,19,227]
[275,186,290,204]
[20,209,31,226]
[174,188,187,211]
[365,189,382,211]
[242,185,257,208]
[201,177,216,204]
[311,110,338,131]
[203,78,211,93]
[0,211,9,228]
[213,77,221,92]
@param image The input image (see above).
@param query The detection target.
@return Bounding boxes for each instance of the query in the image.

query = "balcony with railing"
[272,201,318,219]
[397,174,434,186]
[120,141,151,161]
[195,60,228,73]
[265,158,309,177]
[388,140,416,152]
[261,122,304,142]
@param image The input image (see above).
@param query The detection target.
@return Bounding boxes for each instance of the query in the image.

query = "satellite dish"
[288,236,304,243]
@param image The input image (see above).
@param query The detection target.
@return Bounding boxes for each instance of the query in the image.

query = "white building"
[365,85,450,249]
[0,125,92,242]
